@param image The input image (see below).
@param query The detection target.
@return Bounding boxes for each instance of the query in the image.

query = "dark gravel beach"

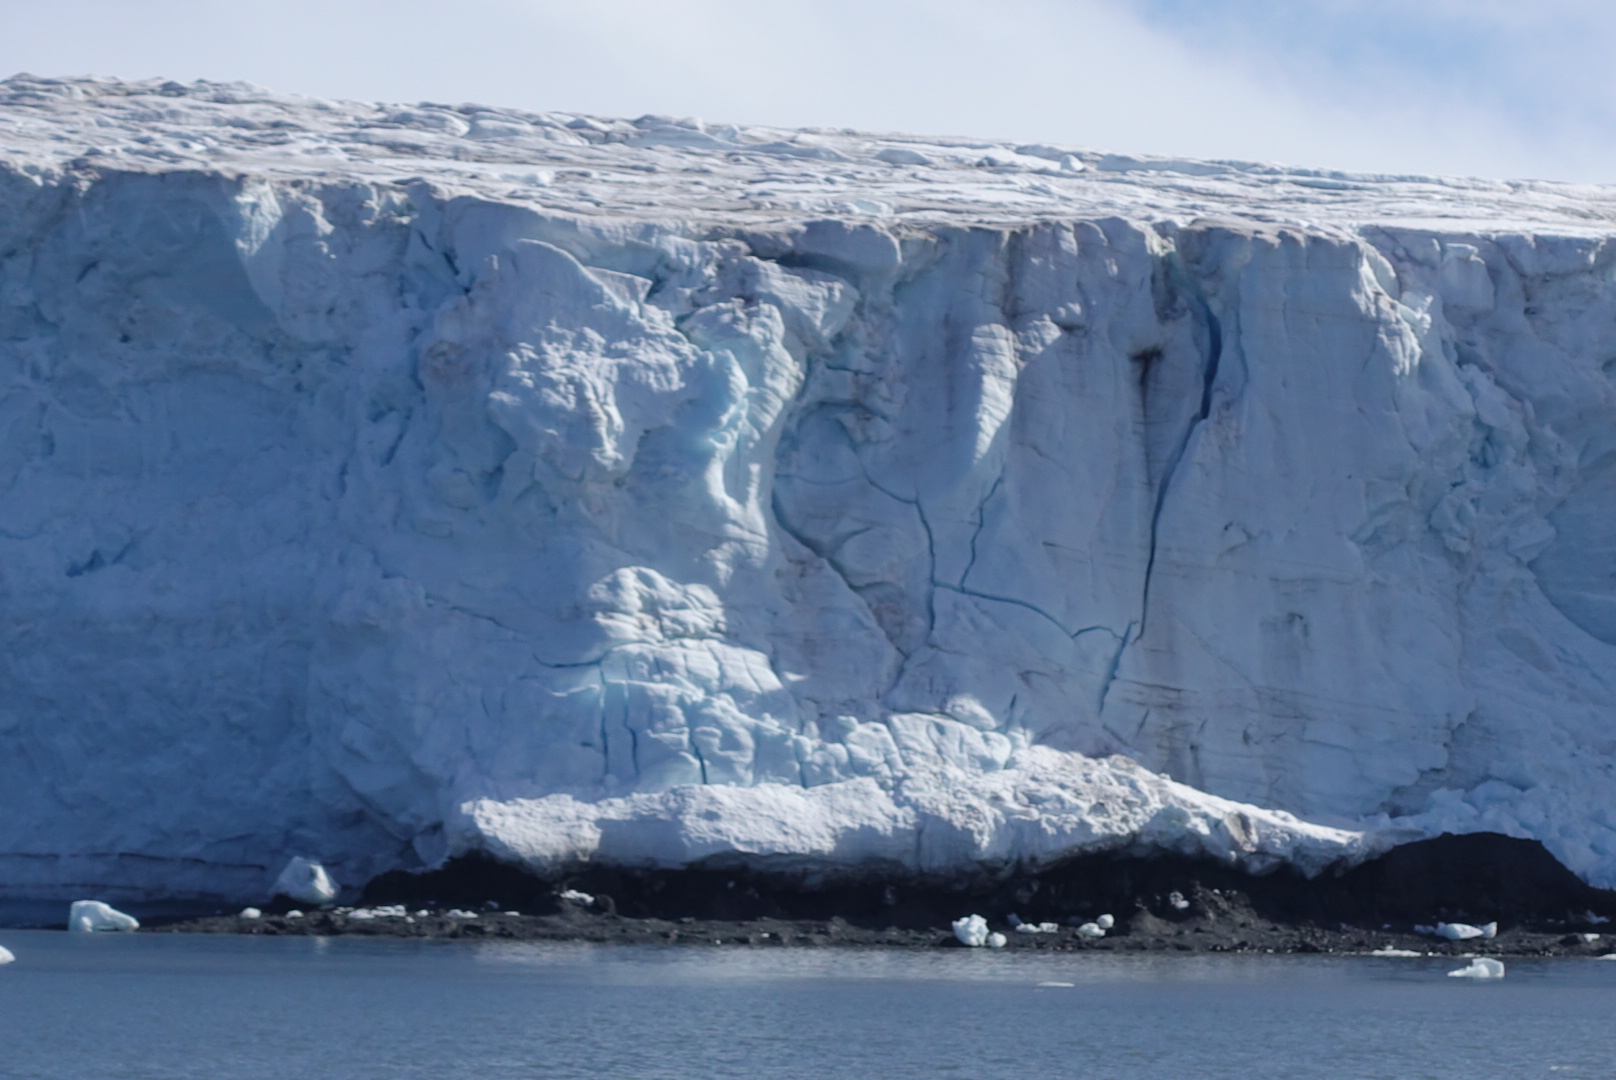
[147,895,1616,959]
[140,832,1616,958]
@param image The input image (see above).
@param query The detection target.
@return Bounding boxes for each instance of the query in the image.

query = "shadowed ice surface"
[1,932,1614,1078]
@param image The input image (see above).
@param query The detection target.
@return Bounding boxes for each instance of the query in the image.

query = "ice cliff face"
[5,76,1616,901]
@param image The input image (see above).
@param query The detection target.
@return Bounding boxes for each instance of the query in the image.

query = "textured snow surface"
[4,76,1616,900]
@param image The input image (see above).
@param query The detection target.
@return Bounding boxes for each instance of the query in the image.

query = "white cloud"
[0,0,1609,180]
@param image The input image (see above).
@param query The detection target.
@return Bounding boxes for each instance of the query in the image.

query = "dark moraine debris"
[149,833,1616,954]
[358,833,1614,930]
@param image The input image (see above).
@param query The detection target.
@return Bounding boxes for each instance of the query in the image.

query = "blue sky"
[0,0,1609,181]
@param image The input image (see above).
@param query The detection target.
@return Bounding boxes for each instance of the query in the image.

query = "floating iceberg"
[0,944,13,965]
[1448,958,1506,979]
[953,915,990,947]
[986,932,1008,949]
[239,907,262,919]
[1433,922,1495,941]
[68,901,139,933]
[272,858,337,906]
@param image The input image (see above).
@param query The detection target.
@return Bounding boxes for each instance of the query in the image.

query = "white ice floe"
[558,890,595,906]
[238,907,262,919]
[1076,923,1107,939]
[1096,914,1115,930]
[1037,981,1075,988]
[1448,958,1506,979]
[1168,893,1191,912]
[1014,922,1060,934]
[272,858,337,906]
[347,905,407,920]
[1369,948,1423,957]
[953,915,990,948]
[0,945,13,965]
[285,910,304,919]
[986,933,1008,949]
[445,909,478,919]
[1434,922,1489,941]
[9,76,1616,902]
[68,900,138,933]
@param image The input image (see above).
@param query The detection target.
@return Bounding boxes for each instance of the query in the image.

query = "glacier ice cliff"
[4,75,1616,901]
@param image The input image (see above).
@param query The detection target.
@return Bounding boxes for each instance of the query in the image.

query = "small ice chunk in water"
[986,932,1007,948]
[1096,914,1115,930]
[239,907,262,919]
[1435,922,1486,940]
[68,900,139,932]
[0,945,14,965]
[273,857,337,905]
[953,914,989,947]
[1014,921,1059,934]
[1168,891,1190,911]
[1076,922,1106,938]
[1369,948,1422,957]
[445,909,478,919]
[559,889,594,905]
[1448,958,1506,979]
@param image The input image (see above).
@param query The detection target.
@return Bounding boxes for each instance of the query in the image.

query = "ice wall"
[4,78,1616,900]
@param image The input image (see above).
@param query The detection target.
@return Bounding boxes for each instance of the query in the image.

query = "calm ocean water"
[0,930,1612,1079]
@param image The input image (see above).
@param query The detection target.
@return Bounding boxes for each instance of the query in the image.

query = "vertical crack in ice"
[864,475,939,663]
[1095,626,1134,714]
[959,471,1005,590]
[689,733,710,785]
[1096,251,1224,717]
[1137,254,1224,640]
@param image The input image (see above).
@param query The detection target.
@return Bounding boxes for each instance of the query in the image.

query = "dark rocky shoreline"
[141,833,1616,958]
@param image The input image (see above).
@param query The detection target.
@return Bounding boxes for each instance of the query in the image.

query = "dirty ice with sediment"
[4,74,1616,904]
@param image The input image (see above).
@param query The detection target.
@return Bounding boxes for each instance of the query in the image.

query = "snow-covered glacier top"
[4,75,1616,902]
[5,74,1616,235]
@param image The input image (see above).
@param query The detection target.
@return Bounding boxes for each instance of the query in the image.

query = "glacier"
[3,75,1616,903]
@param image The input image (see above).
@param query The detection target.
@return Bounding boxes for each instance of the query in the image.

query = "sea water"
[0,930,1612,1079]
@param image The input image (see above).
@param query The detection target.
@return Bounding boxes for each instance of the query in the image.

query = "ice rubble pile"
[272,857,339,906]
[4,76,1616,902]
[68,901,139,932]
